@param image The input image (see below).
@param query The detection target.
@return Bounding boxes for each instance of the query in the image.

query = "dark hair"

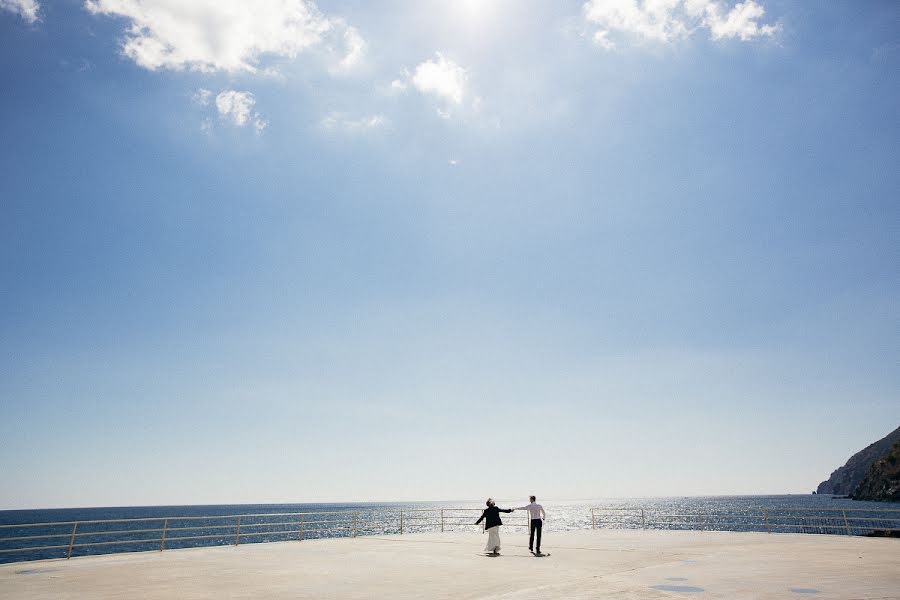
[530,495,536,502]
[486,498,495,507]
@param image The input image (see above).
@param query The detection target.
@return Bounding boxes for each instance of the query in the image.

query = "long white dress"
[485,525,501,553]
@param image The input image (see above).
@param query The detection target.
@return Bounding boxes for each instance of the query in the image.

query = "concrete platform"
[1,529,897,599]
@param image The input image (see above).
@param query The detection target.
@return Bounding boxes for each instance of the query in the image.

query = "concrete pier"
[1,529,897,599]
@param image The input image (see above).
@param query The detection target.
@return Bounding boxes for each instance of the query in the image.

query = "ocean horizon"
[5,494,899,524]
[3,494,898,564]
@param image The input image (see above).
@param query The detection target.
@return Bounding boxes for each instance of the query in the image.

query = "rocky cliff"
[817,425,900,495]
[851,439,900,502]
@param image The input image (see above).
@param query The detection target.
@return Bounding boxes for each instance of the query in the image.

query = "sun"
[452,0,501,25]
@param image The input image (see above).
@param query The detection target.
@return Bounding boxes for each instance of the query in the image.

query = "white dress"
[485,525,501,553]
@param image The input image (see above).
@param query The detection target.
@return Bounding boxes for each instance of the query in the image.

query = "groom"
[514,495,546,554]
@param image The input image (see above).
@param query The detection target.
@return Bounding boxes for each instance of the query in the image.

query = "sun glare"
[452,0,500,26]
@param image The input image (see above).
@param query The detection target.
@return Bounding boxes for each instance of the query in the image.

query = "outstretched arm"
[500,508,513,513]
[475,511,485,525]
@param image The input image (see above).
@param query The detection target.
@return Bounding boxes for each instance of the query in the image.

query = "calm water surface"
[2,495,897,564]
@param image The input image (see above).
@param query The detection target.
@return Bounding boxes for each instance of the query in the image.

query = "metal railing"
[2,505,898,564]
[590,507,900,536]
[0,508,531,563]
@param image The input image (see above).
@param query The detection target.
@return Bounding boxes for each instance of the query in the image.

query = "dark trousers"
[529,519,542,552]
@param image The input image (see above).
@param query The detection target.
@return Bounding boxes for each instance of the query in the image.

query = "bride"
[475,498,514,555]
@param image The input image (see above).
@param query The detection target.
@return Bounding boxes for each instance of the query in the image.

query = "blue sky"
[0,0,898,509]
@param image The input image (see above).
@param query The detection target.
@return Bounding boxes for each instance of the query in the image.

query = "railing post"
[160,519,168,551]
[440,509,444,533]
[299,515,304,542]
[697,510,703,531]
[842,510,851,536]
[400,510,404,535]
[354,512,358,538]
[235,516,242,546]
[765,510,770,533]
[591,508,595,529]
[641,509,646,530]
[66,522,78,559]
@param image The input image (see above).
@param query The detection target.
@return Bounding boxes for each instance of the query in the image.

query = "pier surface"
[1,529,897,599]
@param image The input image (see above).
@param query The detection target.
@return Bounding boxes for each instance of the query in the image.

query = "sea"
[2,495,898,564]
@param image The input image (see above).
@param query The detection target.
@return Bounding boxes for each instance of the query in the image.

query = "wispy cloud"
[335,23,366,71]
[704,0,779,40]
[584,0,778,49]
[321,111,386,133]
[0,0,39,23]
[193,89,268,133]
[192,88,213,107]
[214,90,267,132]
[389,74,409,93]
[83,0,364,74]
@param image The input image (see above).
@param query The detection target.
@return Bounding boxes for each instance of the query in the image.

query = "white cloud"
[583,0,778,46]
[214,90,267,132]
[585,0,688,43]
[84,0,363,74]
[593,30,616,50]
[705,0,778,40]
[191,88,212,106]
[387,69,410,94]
[411,53,467,105]
[216,91,255,126]
[337,24,366,70]
[321,111,386,133]
[0,0,39,23]
[391,54,486,122]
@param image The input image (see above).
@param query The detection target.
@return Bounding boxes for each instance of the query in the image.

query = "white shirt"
[515,502,545,520]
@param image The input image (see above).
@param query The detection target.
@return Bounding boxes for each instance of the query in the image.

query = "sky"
[0,0,898,510]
